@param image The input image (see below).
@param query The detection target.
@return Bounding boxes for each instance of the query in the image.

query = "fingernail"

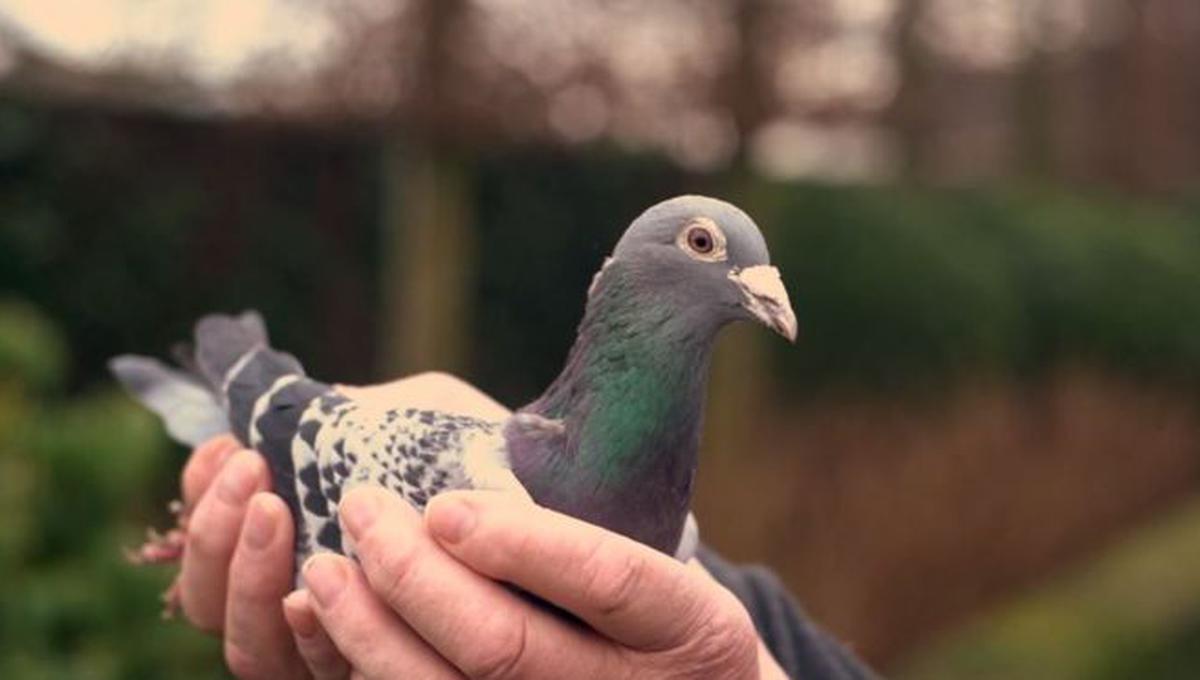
[427,497,476,544]
[340,489,381,537]
[303,556,345,608]
[242,495,277,550]
[217,452,259,504]
[282,590,318,638]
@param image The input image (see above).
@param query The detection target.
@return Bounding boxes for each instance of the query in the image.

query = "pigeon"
[112,195,798,588]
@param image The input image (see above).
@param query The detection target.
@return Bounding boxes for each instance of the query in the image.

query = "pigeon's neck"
[513,262,717,554]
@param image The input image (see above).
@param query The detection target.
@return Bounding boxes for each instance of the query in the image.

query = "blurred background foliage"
[1,0,1199,677]
[0,300,219,679]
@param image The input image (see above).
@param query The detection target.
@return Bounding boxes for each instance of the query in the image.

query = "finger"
[283,590,350,680]
[425,491,738,652]
[178,450,269,632]
[222,493,306,679]
[339,487,616,679]
[181,435,241,509]
[301,553,463,680]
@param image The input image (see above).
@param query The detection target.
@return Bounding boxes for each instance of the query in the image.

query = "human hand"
[297,486,788,679]
[171,434,312,677]
[171,372,506,679]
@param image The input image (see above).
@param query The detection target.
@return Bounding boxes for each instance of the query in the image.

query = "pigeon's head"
[602,195,797,342]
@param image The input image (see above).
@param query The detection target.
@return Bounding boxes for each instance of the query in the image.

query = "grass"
[894,495,1200,680]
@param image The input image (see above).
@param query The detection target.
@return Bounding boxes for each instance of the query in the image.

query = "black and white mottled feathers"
[111,311,527,570]
[283,395,520,564]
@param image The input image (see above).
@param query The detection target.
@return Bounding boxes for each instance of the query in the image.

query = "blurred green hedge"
[0,300,222,679]
[761,185,1200,393]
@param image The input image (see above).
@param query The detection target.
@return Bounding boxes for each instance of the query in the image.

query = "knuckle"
[489,523,535,573]
[177,578,224,634]
[180,459,207,505]
[223,639,264,679]
[182,438,235,502]
[414,370,454,383]
[186,511,234,562]
[581,539,645,618]
[299,638,346,676]
[677,597,758,674]
[181,604,222,636]
[463,614,531,680]
[366,533,420,605]
[176,573,224,638]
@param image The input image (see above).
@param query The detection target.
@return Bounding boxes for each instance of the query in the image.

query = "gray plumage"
[107,355,228,446]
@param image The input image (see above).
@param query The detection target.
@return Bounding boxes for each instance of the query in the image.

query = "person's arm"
[698,547,880,679]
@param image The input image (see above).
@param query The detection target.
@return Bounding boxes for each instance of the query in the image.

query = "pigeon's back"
[111,311,523,571]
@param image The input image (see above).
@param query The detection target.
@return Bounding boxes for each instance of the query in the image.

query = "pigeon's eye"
[677,217,727,262]
[687,228,713,254]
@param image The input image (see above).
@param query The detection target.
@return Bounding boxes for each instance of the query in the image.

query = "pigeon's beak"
[729,265,798,343]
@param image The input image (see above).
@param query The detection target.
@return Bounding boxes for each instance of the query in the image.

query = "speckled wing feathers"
[245,380,515,567]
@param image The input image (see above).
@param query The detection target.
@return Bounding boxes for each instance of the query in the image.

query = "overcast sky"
[0,0,335,82]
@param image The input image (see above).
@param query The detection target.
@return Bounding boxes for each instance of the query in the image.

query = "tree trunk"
[377,0,474,376]
[378,140,475,376]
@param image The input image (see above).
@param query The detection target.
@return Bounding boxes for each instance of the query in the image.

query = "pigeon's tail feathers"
[194,311,273,391]
[223,345,306,408]
[109,355,230,447]
[112,311,314,453]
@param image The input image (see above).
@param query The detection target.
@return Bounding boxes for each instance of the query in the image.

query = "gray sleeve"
[697,545,881,680]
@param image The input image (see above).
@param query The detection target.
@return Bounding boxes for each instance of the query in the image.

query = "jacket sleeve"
[697,545,880,680]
